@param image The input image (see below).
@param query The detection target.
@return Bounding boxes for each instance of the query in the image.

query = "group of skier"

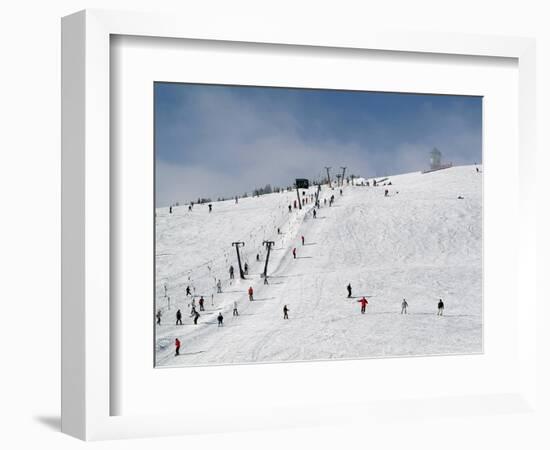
[344,282,445,315]
[157,305,201,328]
[290,234,308,259]
[160,188,288,355]
[162,175,461,362]
[166,287,446,356]
[165,202,307,356]
[353,296,444,315]
[169,181,447,358]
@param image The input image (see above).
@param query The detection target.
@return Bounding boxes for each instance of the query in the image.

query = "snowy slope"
[155,165,482,367]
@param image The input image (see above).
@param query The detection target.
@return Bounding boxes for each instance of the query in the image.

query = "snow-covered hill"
[155,165,482,367]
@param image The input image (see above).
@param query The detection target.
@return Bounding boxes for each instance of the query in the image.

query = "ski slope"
[155,165,482,367]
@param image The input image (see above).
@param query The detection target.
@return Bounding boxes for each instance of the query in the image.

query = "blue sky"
[155,83,482,206]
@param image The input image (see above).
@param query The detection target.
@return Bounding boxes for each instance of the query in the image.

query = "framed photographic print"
[62,9,537,441]
[153,82,483,369]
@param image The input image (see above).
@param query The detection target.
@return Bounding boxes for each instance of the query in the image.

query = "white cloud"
[156,87,480,206]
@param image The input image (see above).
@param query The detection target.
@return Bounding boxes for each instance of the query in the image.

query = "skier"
[277,227,281,234]
[357,297,369,314]
[384,189,389,197]
[188,205,192,211]
[169,205,173,214]
[401,299,408,314]
[175,338,181,356]
[340,189,343,196]
[229,265,235,280]
[244,262,249,275]
[190,305,197,316]
[248,286,254,301]
[208,204,212,213]
[156,309,162,325]
[186,285,191,296]
[301,235,305,246]
[217,279,222,293]
[192,310,200,325]
[256,253,260,262]
[288,204,292,213]
[437,299,445,316]
[199,296,205,311]
[283,305,289,320]
[164,283,168,297]
[476,167,480,173]
[292,248,297,259]
[235,196,239,203]
[313,209,317,219]
[217,313,224,327]
[176,309,183,325]
[233,301,239,317]
[346,283,352,298]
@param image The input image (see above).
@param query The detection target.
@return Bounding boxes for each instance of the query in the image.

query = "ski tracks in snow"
[156,166,482,366]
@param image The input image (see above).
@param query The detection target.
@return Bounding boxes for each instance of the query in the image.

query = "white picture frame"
[61,9,537,441]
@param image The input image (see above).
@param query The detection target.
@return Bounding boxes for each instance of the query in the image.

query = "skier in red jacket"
[248,286,254,301]
[357,297,369,314]
[175,338,181,356]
